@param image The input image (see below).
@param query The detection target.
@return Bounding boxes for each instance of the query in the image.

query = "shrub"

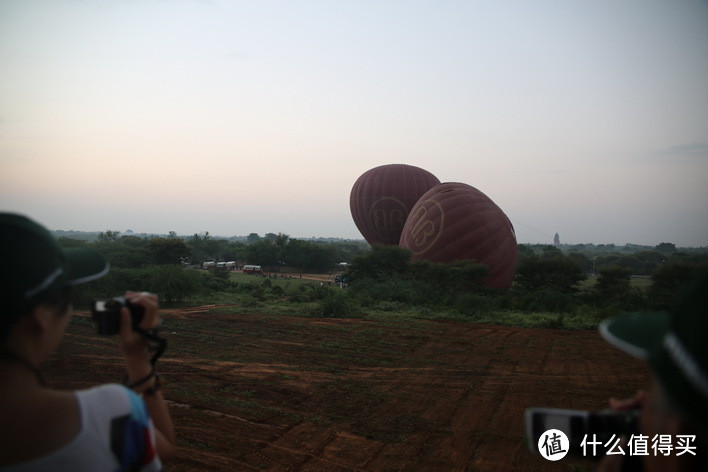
[514,289,577,313]
[348,277,436,306]
[345,245,412,281]
[312,290,354,318]
[514,254,586,294]
[586,265,646,311]
[453,292,495,318]
[139,265,203,303]
[648,261,708,310]
[75,266,205,305]
[287,283,333,303]
[205,276,232,293]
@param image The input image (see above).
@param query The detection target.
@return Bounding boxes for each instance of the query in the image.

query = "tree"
[648,260,708,309]
[220,241,247,263]
[282,239,337,272]
[515,255,586,293]
[517,244,535,259]
[540,245,563,258]
[410,259,488,292]
[345,245,412,282]
[245,239,280,267]
[147,237,191,265]
[92,237,149,269]
[188,231,228,262]
[332,241,370,264]
[594,265,632,302]
[567,252,592,273]
[513,254,587,312]
[274,233,290,248]
[655,242,677,254]
[97,230,121,241]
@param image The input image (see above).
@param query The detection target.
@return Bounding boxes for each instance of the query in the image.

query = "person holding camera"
[0,213,175,471]
[597,274,708,472]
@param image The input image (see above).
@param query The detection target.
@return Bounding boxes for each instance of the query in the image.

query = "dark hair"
[1,286,74,345]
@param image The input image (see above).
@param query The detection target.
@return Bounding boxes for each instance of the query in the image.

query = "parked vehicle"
[243,265,263,274]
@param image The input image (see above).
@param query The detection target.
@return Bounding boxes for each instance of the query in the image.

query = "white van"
[242,265,263,274]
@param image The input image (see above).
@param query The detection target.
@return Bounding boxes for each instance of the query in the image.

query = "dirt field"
[47,306,650,471]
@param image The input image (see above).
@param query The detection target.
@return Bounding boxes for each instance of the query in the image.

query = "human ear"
[28,304,54,334]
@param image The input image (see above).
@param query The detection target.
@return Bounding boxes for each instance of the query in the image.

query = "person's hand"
[608,390,647,412]
[596,390,647,471]
[118,291,160,381]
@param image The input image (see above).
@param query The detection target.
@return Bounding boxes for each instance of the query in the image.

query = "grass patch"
[463,310,600,330]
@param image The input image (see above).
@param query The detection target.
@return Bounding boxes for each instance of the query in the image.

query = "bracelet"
[124,368,155,389]
[122,329,167,395]
[142,374,163,396]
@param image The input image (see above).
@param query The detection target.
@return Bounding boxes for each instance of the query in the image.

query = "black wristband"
[142,374,163,396]
[124,367,155,389]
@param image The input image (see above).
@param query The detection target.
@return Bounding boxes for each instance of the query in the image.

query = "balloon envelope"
[399,182,518,288]
[350,164,440,246]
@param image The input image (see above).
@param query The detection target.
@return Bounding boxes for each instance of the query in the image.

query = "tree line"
[59,231,368,306]
[341,244,708,317]
[58,230,370,273]
[59,230,708,320]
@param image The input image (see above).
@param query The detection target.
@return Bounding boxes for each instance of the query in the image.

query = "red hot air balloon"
[399,182,518,288]
[350,164,440,246]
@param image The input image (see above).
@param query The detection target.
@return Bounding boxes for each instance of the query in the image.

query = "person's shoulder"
[78,382,132,399]
[77,383,144,416]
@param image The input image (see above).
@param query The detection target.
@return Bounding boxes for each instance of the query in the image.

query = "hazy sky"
[2,0,707,246]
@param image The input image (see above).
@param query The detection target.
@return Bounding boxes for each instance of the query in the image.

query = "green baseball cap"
[1,213,109,308]
[599,274,708,426]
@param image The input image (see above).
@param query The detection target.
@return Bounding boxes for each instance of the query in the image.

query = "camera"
[524,407,640,458]
[91,296,145,335]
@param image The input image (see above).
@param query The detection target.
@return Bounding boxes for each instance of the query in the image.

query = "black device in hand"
[91,296,145,335]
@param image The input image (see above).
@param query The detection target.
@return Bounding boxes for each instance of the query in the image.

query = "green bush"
[205,276,232,292]
[75,266,205,305]
[345,245,412,281]
[372,300,406,312]
[312,289,354,318]
[135,265,203,303]
[513,288,577,313]
[648,261,708,310]
[348,277,436,306]
[287,283,332,303]
[514,254,586,294]
[453,292,495,318]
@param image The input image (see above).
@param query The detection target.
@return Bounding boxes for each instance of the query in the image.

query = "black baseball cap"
[1,213,109,308]
[600,273,708,426]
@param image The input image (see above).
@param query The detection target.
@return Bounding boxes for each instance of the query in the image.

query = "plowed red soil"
[47,306,650,471]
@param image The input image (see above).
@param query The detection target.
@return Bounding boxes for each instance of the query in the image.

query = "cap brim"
[599,311,670,360]
[63,247,109,285]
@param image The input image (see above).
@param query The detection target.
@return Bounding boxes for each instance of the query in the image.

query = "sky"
[1,0,707,247]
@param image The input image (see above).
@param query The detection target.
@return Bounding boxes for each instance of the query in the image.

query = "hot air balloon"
[399,182,518,288]
[350,164,440,246]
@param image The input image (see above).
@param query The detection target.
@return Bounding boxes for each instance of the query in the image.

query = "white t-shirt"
[1,384,161,472]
